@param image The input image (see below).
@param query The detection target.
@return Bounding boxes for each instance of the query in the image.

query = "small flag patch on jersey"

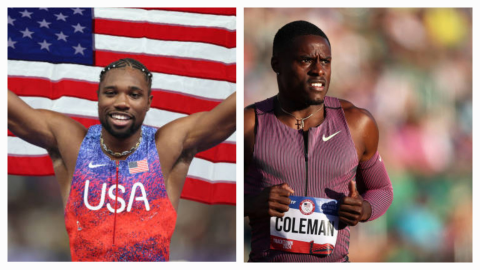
[129,159,149,174]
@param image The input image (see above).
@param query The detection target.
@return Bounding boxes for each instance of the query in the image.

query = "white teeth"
[312,83,323,87]
[111,114,129,120]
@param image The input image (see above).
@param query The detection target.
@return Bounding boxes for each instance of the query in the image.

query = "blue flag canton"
[129,161,139,168]
[8,8,94,65]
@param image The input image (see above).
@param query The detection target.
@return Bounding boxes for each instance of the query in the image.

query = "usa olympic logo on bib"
[270,196,339,256]
[299,199,315,215]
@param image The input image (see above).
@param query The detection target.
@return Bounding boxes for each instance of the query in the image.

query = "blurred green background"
[244,8,472,262]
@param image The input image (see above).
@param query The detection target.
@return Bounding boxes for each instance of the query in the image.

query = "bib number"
[270,196,339,255]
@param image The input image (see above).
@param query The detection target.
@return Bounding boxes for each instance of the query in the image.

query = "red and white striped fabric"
[128,159,149,174]
[7,8,236,205]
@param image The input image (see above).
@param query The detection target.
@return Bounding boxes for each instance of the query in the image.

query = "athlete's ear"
[147,94,153,111]
[271,56,280,75]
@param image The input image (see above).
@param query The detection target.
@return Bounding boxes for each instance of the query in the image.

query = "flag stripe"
[196,143,236,163]
[8,109,235,164]
[8,77,222,114]
[143,8,236,16]
[94,34,235,64]
[94,19,235,48]
[8,60,235,100]
[9,155,54,175]
[182,177,235,205]
[8,7,236,205]
[189,158,236,183]
[8,127,236,163]
[8,141,236,182]
[94,8,236,30]
[12,96,236,143]
[94,50,236,83]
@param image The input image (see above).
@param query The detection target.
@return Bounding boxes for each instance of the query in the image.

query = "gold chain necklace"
[100,130,142,157]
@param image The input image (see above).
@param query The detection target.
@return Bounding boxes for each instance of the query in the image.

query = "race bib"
[270,196,339,255]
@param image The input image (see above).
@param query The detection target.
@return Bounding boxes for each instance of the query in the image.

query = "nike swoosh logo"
[88,162,107,168]
[322,131,341,142]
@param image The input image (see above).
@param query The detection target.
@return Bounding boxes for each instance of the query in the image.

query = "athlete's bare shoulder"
[339,99,379,162]
[339,99,376,130]
[244,104,256,134]
[339,98,369,116]
[46,110,87,152]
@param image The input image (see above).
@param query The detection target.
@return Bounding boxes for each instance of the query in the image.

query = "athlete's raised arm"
[8,90,86,151]
[183,91,236,153]
[157,92,236,155]
[154,92,236,210]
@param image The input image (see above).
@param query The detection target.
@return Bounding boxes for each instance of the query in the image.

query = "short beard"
[100,117,140,139]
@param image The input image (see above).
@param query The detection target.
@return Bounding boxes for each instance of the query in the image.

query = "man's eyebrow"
[101,85,117,91]
[101,85,145,91]
[128,86,146,92]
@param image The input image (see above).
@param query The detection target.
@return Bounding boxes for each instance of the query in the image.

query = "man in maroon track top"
[244,20,393,262]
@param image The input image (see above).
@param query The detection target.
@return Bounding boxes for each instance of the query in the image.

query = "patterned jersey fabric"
[65,125,176,261]
[246,96,361,262]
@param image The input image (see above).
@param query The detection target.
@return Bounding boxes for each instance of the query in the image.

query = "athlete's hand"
[245,183,294,219]
[338,180,372,226]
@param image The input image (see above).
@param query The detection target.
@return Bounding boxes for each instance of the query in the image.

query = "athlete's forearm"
[355,151,393,221]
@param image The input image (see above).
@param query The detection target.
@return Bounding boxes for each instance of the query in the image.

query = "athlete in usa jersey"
[65,125,175,261]
[8,58,236,261]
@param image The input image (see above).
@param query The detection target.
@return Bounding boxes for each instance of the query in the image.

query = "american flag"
[7,7,236,205]
[128,159,149,174]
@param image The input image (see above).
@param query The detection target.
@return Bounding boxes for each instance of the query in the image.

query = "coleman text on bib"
[270,196,339,255]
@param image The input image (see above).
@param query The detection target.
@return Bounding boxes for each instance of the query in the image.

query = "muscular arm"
[183,91,236,153]
[8,90,86,202]
[158,91,236,164]
[8,90,86,151]
[156,92,236,210]
[9,89,58,150]
[339,100,393,224]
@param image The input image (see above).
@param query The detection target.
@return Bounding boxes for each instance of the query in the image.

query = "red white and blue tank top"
[64,125,177,261]
[245,96,358,262]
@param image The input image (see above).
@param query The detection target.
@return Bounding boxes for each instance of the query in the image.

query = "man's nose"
[310,60,325,76]
[114,93,129,110]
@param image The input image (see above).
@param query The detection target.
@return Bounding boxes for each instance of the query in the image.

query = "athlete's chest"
[69,157,164,215]
[256,121,356,173]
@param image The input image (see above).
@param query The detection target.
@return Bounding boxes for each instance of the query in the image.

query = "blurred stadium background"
[244,8,472,262]
[8,175,236,261]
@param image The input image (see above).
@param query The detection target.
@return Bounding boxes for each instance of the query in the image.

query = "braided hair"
[99,58,153,95]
